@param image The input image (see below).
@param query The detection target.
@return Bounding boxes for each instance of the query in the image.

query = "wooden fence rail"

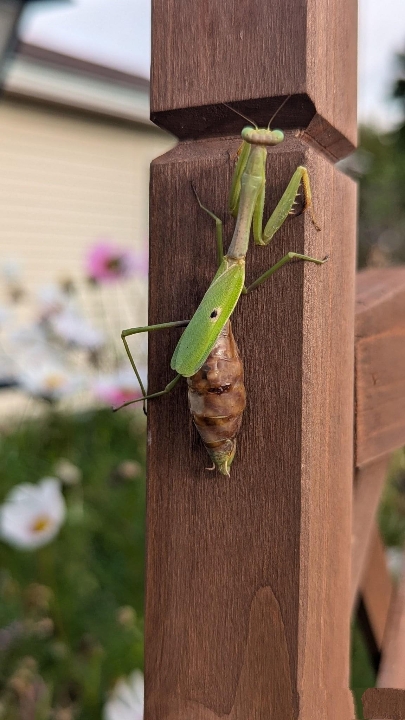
[146,0,357,719]
[352,268,405,693]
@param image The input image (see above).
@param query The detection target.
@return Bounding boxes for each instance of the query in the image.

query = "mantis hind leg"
[253,166,320,246]
[113,373,182,413]
[119,320,189,413]
[244,252,328,294]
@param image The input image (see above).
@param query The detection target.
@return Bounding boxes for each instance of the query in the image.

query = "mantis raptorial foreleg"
[119,320,188,412]
[244,252,328,294]
[253,165,320,246]
[229,141,251,217]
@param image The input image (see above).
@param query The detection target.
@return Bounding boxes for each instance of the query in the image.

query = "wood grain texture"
[355,268,405,468]
[145,135,356,719]
[150,0,357,157]
[360,528,394,651]
[378,556,405,690]
[363,688,405,719]
[351,456,391,611]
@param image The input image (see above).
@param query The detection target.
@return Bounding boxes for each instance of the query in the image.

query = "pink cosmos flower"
[85,242,147,283]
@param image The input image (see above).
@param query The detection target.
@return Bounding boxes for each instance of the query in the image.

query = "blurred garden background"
[0,0,405,718]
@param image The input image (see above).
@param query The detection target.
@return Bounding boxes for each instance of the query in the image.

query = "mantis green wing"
[171,260,245,377]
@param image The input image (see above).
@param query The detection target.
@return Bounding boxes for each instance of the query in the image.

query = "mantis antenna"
[223,95,292,130]
[268,94,292,129]
[223,102,258,129]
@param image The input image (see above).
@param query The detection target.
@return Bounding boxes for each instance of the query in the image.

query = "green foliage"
[351,623,377,719]
[0,408,146,719]
[379,449,405,547]
[354,47,405,269]
[356,126,405,268]
[393,50,405,148]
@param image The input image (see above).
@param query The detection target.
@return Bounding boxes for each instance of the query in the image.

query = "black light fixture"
[0,0,66,82]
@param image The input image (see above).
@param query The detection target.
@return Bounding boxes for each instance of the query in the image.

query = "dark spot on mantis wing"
[210,307,222,322]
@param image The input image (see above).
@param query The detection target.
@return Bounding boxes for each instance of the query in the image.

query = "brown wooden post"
[146,1,357,718]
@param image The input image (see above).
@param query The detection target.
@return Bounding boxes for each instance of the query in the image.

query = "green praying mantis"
[117,98,328,474]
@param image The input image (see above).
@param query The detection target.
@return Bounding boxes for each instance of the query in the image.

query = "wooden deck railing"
[352,268,405,692]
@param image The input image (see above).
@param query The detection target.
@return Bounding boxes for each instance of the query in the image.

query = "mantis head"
[241,126,284,146]
[224,95,290,147]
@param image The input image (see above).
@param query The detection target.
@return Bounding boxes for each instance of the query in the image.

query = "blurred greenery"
[356,125,405,268]
[393,50,405,145]
[0,408,146,719]
[379,450,405,548]
[352,47,405,269]
[351,623,377,720]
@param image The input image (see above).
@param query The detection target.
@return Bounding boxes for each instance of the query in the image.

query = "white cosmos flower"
[1,259,22,282]
[51,310,104,350]
[37,284,70,318]
[10,324,48,351]
[0,478,66,550]
[0,306,10,325]
[386,547,404,580]
[104,670,144,720]
[17,360,83,401]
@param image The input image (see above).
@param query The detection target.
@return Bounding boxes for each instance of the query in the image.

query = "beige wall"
[0,98,173,291]
[0,97,174,417]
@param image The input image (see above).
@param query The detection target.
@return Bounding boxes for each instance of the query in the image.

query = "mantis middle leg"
[191,183,224,265]
[244,251,328,294]
[118,320,189,413]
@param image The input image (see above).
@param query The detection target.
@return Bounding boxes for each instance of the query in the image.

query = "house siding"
[0,97,174,417]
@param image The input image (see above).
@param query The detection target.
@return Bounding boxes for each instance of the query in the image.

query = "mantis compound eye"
[270,129,284,143]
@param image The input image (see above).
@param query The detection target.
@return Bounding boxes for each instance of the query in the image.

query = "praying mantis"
[117,99,327,475]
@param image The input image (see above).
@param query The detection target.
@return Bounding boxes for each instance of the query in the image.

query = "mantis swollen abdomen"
[188,320,246,476]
